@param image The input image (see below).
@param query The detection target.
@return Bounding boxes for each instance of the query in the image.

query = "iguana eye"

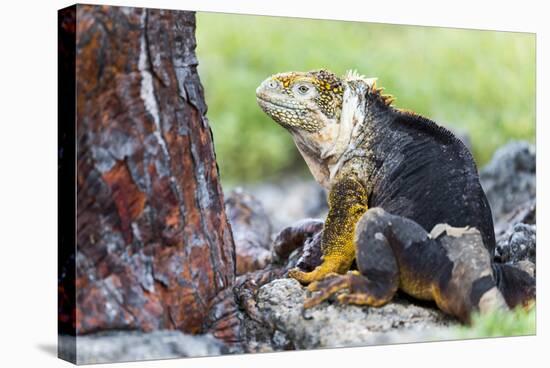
[297,85,310,94]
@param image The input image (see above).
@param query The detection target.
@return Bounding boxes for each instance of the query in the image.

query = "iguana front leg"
[289,175,368,284]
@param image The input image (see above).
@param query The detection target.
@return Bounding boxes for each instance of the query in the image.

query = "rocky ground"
[59,331,225,364]
[244,279,457,351]
[65,140,536,363]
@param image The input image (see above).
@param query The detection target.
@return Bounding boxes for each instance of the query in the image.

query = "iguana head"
[256,69,344,134]
[256,69,375,188]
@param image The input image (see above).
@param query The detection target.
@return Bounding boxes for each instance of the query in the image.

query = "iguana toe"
[303,271,393,309]
[288,267,321,284]
[303,273,352,308]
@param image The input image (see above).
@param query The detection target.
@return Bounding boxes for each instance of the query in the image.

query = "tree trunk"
[59,5,239,343]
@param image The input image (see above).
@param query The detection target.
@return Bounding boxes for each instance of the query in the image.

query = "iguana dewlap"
[256,69,535,322]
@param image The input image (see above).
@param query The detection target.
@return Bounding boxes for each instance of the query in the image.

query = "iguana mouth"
[256,95,303,110]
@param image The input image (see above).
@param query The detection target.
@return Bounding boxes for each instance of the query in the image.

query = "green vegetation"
[454,306,536,338]
[196,13,535,185]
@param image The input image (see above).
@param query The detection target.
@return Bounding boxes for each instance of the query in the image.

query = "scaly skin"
[256,69,535,321]
[288,174,368,283]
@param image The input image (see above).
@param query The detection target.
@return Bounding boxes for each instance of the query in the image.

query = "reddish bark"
[60,5,239,342]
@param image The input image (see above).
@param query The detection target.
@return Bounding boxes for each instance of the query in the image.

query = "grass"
[454,306,536,339]
[196,12,535,185]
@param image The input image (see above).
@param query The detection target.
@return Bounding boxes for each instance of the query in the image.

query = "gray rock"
[246,178,328,233]
[494,199,536,238]
[253,278,456,350]
[492,196,536,274]
[480,141,536,223]
[496,223,536,265]
[59,330,225,364]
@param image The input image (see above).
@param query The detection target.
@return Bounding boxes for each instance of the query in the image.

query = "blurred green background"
[196,13,535,185]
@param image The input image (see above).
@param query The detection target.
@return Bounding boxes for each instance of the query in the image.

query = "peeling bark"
[59,5,239,342]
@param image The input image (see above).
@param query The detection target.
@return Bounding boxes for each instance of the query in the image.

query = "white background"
[0,0,547,367]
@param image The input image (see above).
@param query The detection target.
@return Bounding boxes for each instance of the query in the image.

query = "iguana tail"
[492,263,536,309]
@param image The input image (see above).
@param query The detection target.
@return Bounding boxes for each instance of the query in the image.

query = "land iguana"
[255,69,535,322]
